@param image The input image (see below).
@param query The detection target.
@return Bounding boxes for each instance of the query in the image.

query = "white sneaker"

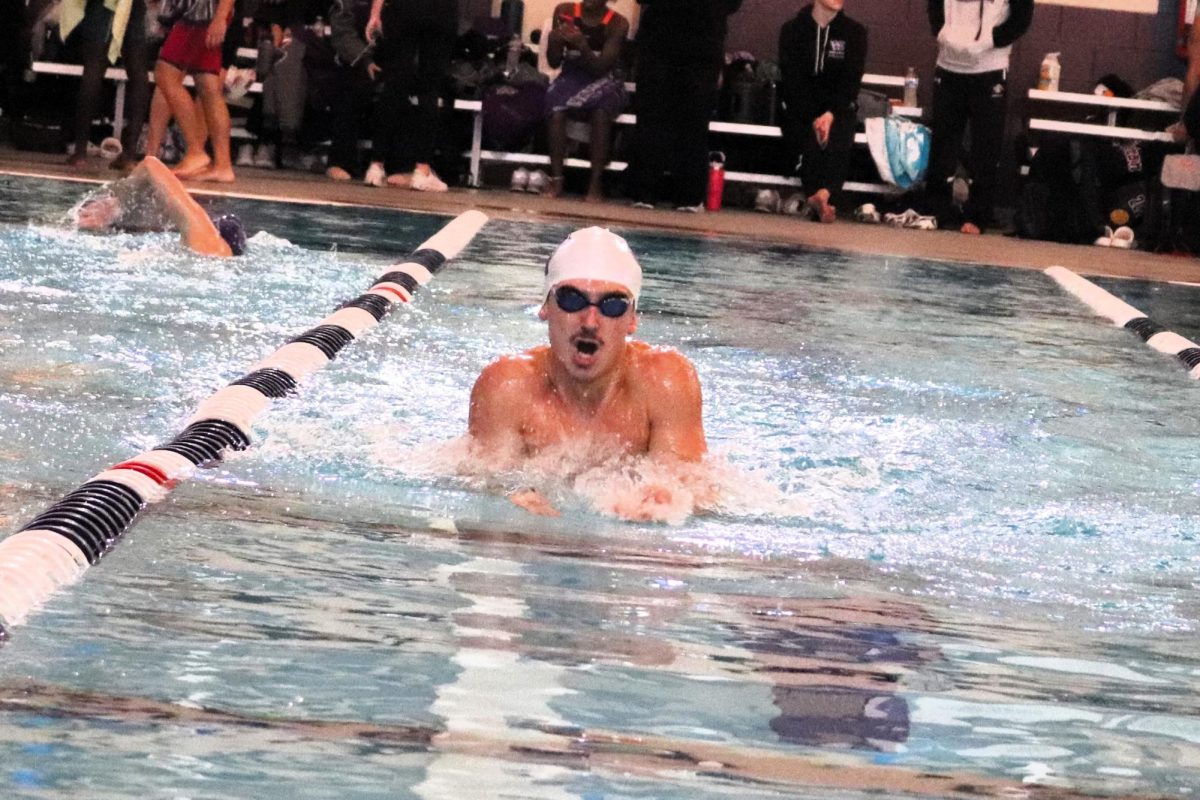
[364,161,386,187]
[675,204,704,213]
[781,194,805,216]
[754,189,781,213]
[411,169,448,192]
[510,167,529,192]
[1094,226,1114,247]
[526,169,548,193]
[236,143,255,167]
[253,143,276,169]
[1110,225,1135,249]
[631,201,655,209]
[853,202,881,223]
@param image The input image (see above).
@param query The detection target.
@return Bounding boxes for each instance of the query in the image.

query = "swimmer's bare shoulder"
[467,349,545,454]
[628,342,706,461]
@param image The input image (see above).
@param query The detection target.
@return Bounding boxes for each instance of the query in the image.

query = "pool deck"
[4,147,1200,285]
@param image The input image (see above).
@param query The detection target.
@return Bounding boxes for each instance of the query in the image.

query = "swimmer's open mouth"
[575,340,599,355]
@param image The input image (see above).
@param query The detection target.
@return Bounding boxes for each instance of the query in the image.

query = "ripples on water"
[0,176,1197,797]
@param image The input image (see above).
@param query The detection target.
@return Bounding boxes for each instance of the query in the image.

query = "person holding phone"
[543,0,630,201]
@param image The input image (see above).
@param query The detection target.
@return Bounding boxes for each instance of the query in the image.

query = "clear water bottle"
[903,67,919,108]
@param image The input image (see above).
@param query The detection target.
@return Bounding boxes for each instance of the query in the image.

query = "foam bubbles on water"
[373,433,811,525]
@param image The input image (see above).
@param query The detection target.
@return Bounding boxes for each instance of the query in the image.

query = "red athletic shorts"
[159,20,223,75]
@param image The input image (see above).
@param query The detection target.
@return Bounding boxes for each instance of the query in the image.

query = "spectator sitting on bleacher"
[61,0,151,170]
[778,0,866,223]
[153,0,238,181]
[543,0,629,202]
[322,0,388,182]
[363,0,457,191]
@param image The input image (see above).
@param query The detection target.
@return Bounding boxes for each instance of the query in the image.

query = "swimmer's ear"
[537,297,550,321]
[627,310,638,335]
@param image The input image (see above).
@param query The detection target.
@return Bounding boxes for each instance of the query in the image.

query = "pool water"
[0,174,1197,798]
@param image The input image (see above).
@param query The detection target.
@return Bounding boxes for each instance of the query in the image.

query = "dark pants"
[70,0,150,156]
[1185,87,1200,146]
[328,65,387,175]
[788,108,856,208]
[925,67,1008,230]
[375,24,454,172]
[627,56,720,207]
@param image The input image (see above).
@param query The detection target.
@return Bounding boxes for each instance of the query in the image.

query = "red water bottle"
[706,151,726,212]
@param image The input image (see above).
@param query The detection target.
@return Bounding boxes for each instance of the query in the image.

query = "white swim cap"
[543,227,642,303]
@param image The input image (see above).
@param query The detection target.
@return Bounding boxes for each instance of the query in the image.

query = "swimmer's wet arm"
[138,156,231,257]
[646,351,706,462]
[466,357,531,461]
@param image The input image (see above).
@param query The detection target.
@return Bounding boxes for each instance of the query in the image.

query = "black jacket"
[779,5,867,123]
[636,0,743,66]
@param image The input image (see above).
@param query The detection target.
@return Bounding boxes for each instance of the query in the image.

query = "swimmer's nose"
[579,305,602,326]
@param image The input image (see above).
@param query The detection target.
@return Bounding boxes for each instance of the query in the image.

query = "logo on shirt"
[829,40,846,60]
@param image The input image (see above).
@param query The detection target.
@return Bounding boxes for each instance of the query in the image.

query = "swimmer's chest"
[520,388,651,455]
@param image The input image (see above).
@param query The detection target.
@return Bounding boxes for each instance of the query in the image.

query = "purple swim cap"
[214,214,247,256]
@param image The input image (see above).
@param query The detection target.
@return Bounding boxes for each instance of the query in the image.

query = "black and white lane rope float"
[0,209,490,639]
[1046,266,1200,377]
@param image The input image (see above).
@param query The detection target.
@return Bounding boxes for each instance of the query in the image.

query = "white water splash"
[375,435,812,525]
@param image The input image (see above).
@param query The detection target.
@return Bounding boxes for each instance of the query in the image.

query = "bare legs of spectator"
[547,110,569,198]
[193,72,234,182]
[144,87,215,164]
[585,108,613,203]
[546,108,613,202]
[143,87,170,161]
[154,61,210,176]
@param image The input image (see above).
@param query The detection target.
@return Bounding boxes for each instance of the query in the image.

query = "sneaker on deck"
[253,143,276,169]
[754,189,781,213]
[236,143,255,167]
[510,167,529,192]
[526,169,548,193]
[364,162,387,187]
[675,204,704,214]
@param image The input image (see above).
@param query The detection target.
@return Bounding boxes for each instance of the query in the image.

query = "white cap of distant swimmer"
[544,227,642,303]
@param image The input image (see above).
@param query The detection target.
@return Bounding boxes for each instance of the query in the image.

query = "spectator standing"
[543,0,629,202]
[154,0,238,181]
[363,0,458,191]
[925,0,1033,234]
[778,0,866,223]
[323,0,387,181]
[626,0,743,212]
[61,0,151,169]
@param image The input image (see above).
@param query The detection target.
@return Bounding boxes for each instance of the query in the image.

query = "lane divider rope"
[0,210,490,638]
[1045,266,1200,377]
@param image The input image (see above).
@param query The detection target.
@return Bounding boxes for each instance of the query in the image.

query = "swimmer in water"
[467,226,706,517]
[74,156,245,257]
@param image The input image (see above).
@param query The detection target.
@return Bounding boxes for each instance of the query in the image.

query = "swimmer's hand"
[509,488,561,517]
[612,484,675,522]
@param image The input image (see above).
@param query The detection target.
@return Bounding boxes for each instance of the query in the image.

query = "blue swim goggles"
[554,286,632,318]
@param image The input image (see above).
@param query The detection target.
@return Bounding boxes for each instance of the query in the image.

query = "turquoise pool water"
[0,174,1197,797]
